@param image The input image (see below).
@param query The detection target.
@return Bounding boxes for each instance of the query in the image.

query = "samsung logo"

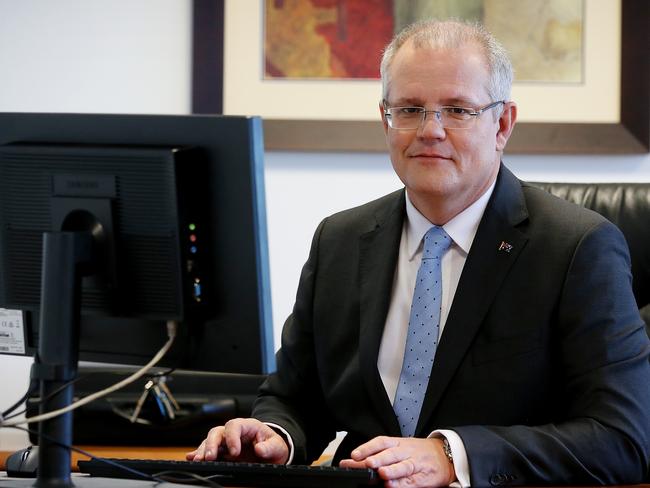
[67,180,100,189]
[53,174,116,198]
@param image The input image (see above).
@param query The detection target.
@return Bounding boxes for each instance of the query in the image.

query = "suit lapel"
[358,190,405,436]
[416,165,530,435]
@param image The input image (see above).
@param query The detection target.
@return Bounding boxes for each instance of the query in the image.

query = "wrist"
[436,437,457,485]
[441,437,454,465]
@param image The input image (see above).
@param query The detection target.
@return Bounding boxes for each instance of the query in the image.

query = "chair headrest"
[529,182,650,310]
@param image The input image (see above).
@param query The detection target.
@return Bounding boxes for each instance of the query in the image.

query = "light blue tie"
[394,225,452,437]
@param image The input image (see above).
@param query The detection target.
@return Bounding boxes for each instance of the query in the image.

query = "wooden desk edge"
[1,446,331,471]
[1,446,192,472]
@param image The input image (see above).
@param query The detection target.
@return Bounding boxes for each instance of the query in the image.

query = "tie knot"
[422,226,452,260]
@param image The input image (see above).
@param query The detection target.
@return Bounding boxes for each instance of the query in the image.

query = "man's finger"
[185,442,204,461]
[203,427,226,460]
[362,447,405,470]
[253,426,290,463]
[377,457,417,479]
[223,419,248,457]
[339,458,367,469]
[253,436,278,459]
[350,436,399,461]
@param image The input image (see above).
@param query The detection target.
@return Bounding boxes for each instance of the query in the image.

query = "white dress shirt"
[377,182,496,487]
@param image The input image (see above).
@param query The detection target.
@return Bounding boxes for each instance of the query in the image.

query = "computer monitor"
[0,112,275,486]
[0,112,275,373]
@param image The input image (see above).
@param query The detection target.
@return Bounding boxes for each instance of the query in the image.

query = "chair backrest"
[529,182,650,338]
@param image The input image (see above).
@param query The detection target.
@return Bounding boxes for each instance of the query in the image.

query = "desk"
[1,446,190,472]
[0,446,331,471]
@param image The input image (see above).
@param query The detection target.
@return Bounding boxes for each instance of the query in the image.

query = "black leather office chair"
[529,182,650,339]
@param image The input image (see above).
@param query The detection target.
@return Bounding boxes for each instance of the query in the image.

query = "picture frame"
[192,0,648,154]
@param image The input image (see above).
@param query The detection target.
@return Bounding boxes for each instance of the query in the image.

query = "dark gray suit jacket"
[253,165,650,485]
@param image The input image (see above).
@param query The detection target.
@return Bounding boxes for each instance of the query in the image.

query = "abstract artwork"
[264,0,583,82]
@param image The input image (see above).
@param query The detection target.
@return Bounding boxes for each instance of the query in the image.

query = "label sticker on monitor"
[0,308,26,354]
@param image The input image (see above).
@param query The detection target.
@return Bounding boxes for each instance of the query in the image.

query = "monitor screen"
[0,112,275,375]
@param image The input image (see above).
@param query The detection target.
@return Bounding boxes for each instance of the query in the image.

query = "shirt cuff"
[264,422,295,465]
[430,429,471,488]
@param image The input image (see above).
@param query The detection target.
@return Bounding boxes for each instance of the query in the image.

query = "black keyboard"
[77,458,381,487]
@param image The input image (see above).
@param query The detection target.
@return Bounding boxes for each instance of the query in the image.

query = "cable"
[151,471,225,487]
[2,378,37,419]
[0,320,177,428]
[3,371,91,422]
[3,425,163,483]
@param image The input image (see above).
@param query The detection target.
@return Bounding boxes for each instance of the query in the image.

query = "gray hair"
[380,19,513,103]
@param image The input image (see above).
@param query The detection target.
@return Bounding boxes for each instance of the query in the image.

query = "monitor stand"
[1,233,192,488]
[30,231,93,488]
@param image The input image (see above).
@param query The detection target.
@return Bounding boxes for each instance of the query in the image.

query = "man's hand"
[339,436,456,488]
[186,418,289,464]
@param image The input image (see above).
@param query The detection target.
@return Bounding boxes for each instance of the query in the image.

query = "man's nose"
[418,111,446,139]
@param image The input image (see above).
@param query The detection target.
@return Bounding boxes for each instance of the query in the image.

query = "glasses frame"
[383,100,505,130]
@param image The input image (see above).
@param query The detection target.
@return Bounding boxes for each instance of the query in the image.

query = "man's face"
[381,41,514,222]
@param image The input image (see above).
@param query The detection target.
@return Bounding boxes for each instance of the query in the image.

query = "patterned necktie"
[394,225,452,437]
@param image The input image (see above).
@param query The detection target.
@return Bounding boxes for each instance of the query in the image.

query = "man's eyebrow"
[388,97,425,106]
[440,97,480,106]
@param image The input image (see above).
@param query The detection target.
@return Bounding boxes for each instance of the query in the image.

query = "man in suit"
[188,19,650,486]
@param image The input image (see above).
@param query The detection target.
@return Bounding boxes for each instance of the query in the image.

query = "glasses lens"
[443,107,473,121]
[441,116,470,129]
[389,107,423,129]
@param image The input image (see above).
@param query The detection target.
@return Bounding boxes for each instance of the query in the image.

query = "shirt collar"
[405,180,497,260]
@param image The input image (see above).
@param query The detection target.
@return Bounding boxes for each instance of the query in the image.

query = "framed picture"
[192,0,648,154]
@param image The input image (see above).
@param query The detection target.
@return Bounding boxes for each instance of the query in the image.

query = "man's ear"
[496,102,517,152]
[380,102,389,136]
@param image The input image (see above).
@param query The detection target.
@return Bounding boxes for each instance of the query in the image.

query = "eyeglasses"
[383,100,505,130]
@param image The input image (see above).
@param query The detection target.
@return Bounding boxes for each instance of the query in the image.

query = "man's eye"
[444,106,471,115]
[397,107,423,115]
